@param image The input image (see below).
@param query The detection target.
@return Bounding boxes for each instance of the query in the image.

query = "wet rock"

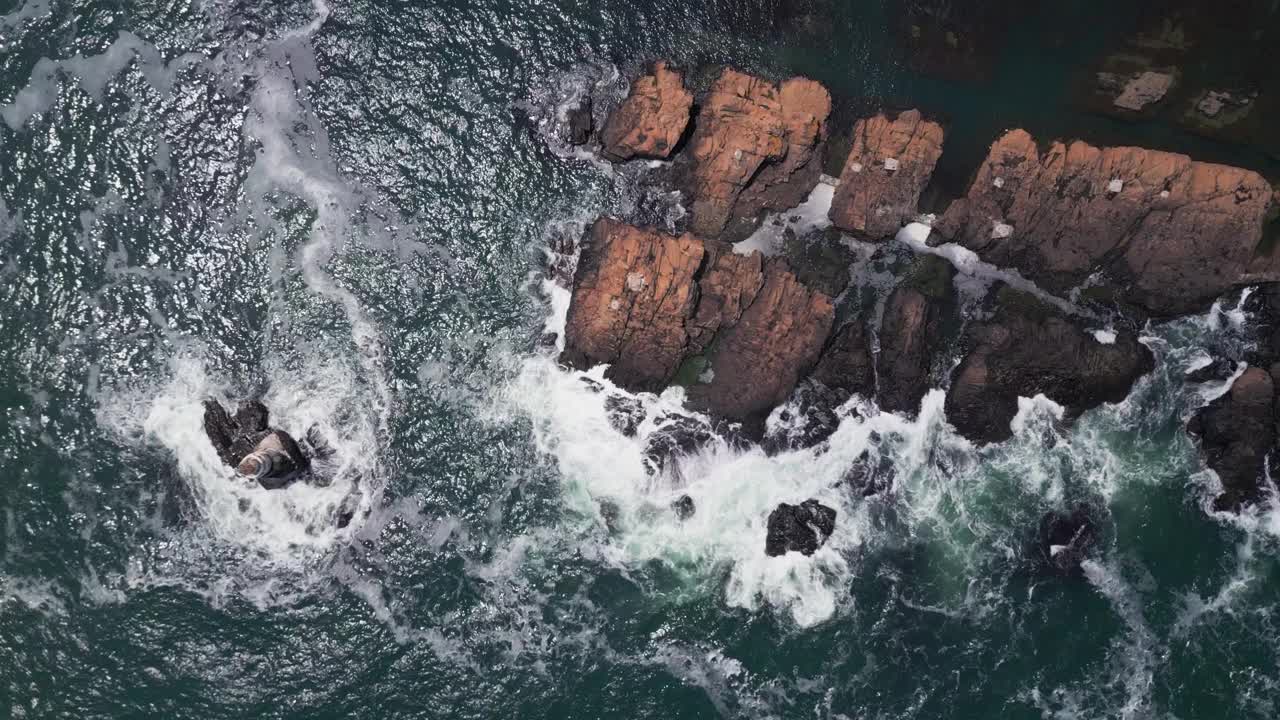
[687,257,834,426]
[561,218,834,426]
[599,499,622,533]
[560,218,704,390]
[1188,366,1277,511]
[829,110,945,240]
[765,499,837,557]
[843,448,895,497]
[203,399,314,490]
[672,494,696,520]
[778,227,857,298]
[237,429,309,490]
[809,317,875,402]
[1037,504,1099,576]
[876,255,957,415]
[761,380,845,454]
[684,69,831,240]
[945,289,1155,444]
[604,393,645,437]
[336,490,362,529]
[600,61,692,162]
[932,129,1277,316]
[203,399,270,468]
[642,415,717,477]
[564,95,592,146]
[1185,358,1235,385]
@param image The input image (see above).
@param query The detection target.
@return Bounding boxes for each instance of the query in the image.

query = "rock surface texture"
[933,129,1277,316]
[1188,366,1278,511]
[876,255,957,415]
[202,399,311,489]
[600,61,693,162]
[765,499,837,557]
[684,69,831,240]
[560,218,833,425]
[945,291,1155,444]
[829,110,945,239]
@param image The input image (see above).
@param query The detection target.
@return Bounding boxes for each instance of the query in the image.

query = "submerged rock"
[765,499,837,557]
[672,494,696,520]
[642,414,717,477]
[683,69,831,240]
[761,380,845,454]
[829,110,945,240]
[604,393,645,437]
[843,448,895,497]
[1188,366,1277,511]
[1037,504,1099,576]
[931,129,1277,316]
[600,61,692,162]
[945,289,1155,444]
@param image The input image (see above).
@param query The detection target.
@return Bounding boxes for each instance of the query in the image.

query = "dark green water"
[2,1,1279,718]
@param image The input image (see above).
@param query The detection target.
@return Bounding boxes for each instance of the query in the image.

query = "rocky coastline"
[543,59,1280,564]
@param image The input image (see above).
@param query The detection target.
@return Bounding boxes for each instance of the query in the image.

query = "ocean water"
[2,1,1280,718]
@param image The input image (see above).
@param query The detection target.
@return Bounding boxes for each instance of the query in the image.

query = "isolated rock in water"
[564,95,593,146]
[684,69,831,240]
[829,110,945,239]
[642,414,717,477]
[1037,505,1099,576]
[932,129,1277,316]
[600,61,692,162]
[809,317,875,402]
[560,218,703,390]
[843,448,895,497]
[203,399,271,469]
[765,499,837,557]
[876,255,956,415]
[203,399,311,490]
[604,393,646,437]
[1187,366,1277,511]
[336,490,362,529]
[237,430,309,490]
[672,494,696,520]
[945,290,1155,444]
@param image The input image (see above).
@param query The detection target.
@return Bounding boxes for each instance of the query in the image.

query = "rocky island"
[546,59,1279,561]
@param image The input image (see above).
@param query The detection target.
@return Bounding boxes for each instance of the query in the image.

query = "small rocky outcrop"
[1187,366,1278,511]
[765,499,837,556]
[1037,505,1099,576]
[684,69,831,240]
[876,255,957,415]
[761,380,846,454]
[563,96,593,146]
[829,110,945,239]
[932,129,1277,316]
[945,290,1155,444]
[561,218,834,427]
[202,399,310,490]
[843,447,895,497]
[642,414,718,477]
[672,494,696,520]
[600,61,693,162]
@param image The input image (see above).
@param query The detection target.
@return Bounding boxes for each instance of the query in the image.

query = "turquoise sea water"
[3,1,1280,718]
